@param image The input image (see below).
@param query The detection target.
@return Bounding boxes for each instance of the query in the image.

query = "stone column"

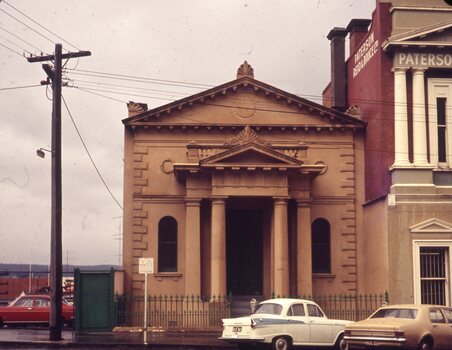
[210,196,227,297]
[273,197,289,297]
[296,200,312,296]
[185,198,201,296]
[412,68,429,166]
[393,68,410,167]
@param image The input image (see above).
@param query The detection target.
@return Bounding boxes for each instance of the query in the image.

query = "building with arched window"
[122,62,368,302]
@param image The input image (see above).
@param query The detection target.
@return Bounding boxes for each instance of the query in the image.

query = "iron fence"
[116,292,388,327]
[116,294,231,328]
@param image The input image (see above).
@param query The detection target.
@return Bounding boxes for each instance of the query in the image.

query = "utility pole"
[27,44,90,341]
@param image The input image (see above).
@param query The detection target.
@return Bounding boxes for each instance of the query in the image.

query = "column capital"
[295,199,311,207]
[392,67,409,74]
[185,198,201,207]
[412,67,427,74]
[273,196,290,204]
[210,195,227,204]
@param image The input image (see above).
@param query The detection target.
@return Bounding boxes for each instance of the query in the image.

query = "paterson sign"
[395,52,452,68]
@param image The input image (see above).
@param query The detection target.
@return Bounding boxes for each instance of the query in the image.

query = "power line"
[0,34,32,55]
[0,24,45,53]
[0,84,42,91]
[0,42,24,57]
[1,0,80,51]
[75,86,127,104]
[0,8,56,47]
[61,95,123,210]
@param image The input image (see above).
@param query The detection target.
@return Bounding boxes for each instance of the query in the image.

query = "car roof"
[260,298,315,304]
[379,304,450,309]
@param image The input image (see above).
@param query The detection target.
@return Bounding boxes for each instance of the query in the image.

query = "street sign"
[138,258,154,274]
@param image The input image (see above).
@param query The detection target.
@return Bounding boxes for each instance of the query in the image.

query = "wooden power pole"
[28,44,90,341]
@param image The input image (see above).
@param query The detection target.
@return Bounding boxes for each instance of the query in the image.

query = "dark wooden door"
[226,210,263,295]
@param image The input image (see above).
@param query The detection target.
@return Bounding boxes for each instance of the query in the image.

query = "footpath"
[0,327,233,349]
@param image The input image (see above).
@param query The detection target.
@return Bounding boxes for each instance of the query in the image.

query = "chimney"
[327,27,348,111]
[346,19,372,54]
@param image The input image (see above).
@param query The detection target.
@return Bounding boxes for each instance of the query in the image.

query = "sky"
[0,0,375,266]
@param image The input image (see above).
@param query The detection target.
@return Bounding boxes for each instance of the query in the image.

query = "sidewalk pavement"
[0,327,234,349]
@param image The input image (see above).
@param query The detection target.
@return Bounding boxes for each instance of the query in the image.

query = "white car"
[220,298,352,350]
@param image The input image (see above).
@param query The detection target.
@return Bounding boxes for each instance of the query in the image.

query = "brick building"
[324,0,452,305]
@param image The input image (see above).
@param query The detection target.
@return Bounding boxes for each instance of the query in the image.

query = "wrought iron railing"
[115,292,388,327]
[116,294,231,328]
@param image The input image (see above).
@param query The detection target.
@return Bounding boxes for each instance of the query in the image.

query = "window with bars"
[420,247,448,305]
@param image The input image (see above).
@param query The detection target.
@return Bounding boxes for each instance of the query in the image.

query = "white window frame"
[413,240,452,306]
[427,79,452,168]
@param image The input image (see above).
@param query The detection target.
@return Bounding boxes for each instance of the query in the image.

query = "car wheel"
[336,335,348,350]
[418,339,433,350]
[272,336,291,350]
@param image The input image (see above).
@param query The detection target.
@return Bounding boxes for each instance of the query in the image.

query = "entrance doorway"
[226,209,263,295]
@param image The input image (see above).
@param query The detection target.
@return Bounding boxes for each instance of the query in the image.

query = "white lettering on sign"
[396,52,452,68]
[353,32,379,78]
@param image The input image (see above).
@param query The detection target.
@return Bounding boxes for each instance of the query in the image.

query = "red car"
[0,294,74,327]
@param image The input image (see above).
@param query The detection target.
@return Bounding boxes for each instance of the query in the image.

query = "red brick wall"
[347,2,393,201]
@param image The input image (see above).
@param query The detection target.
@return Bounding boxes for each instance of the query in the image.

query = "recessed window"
[158,216,178,272]
[311,218,331,273]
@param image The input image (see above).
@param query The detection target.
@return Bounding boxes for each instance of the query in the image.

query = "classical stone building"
[325,0,452,305]
[122,62,367,301]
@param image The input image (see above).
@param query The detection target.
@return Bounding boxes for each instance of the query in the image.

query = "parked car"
[342,304,452,350]
[0,293,74,327]
[220,298,352,350]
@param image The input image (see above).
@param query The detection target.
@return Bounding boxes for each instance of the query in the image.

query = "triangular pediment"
[384,20,452,49]
[123,63,365,130]
[200,142,302,169]
[410,218,452,233]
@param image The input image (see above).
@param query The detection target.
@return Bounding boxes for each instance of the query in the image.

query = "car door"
[438,308,452,348]
[306,303,333,344]
[8,297,34,323]
[33,297,50,323]
[429,308,449,349]
[286,303,311,345]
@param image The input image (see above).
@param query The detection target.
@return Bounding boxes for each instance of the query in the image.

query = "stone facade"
[122,63,366,301]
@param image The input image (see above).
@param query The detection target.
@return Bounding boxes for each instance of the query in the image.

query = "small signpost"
[138,257,153,345]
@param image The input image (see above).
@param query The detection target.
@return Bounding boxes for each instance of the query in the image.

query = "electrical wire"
[0,42,24,57]
[1,0,80,51]
[0,84,42,91]
[61,95,123,210]
[0,8,56,46]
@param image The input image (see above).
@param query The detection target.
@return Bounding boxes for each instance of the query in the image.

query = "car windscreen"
[253,303,283,315]
[370,308,418,319]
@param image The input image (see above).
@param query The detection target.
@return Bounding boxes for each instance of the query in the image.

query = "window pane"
[436,98,447,163]
[158,216,178,272]
[420,247,447,305]
[312,219,331,273]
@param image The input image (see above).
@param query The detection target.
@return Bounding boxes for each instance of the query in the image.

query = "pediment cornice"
[383,19,452,51]
[410,218,452,233]
[122,65,366,129]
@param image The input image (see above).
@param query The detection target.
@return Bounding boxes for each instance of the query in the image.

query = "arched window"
[311,218,331,273]
[158,216,178,272]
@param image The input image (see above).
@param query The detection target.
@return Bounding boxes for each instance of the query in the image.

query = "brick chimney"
[327,27,347,111]
[346,19,372,54]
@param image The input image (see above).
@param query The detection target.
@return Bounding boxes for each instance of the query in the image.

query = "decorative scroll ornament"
[236,61,254,79]
[127,101,148,117]
[225,126,270,146]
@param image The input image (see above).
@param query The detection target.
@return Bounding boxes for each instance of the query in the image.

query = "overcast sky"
[0,0,375,267]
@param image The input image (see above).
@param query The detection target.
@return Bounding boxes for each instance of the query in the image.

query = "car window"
[430,309,446,324]
[35,298,50,307]
[13,298,33,307]
[254,303,282,315]
[288,304,305,317]
[307,304,324,317]
[442,308,452,323]
[371,308,418,319]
